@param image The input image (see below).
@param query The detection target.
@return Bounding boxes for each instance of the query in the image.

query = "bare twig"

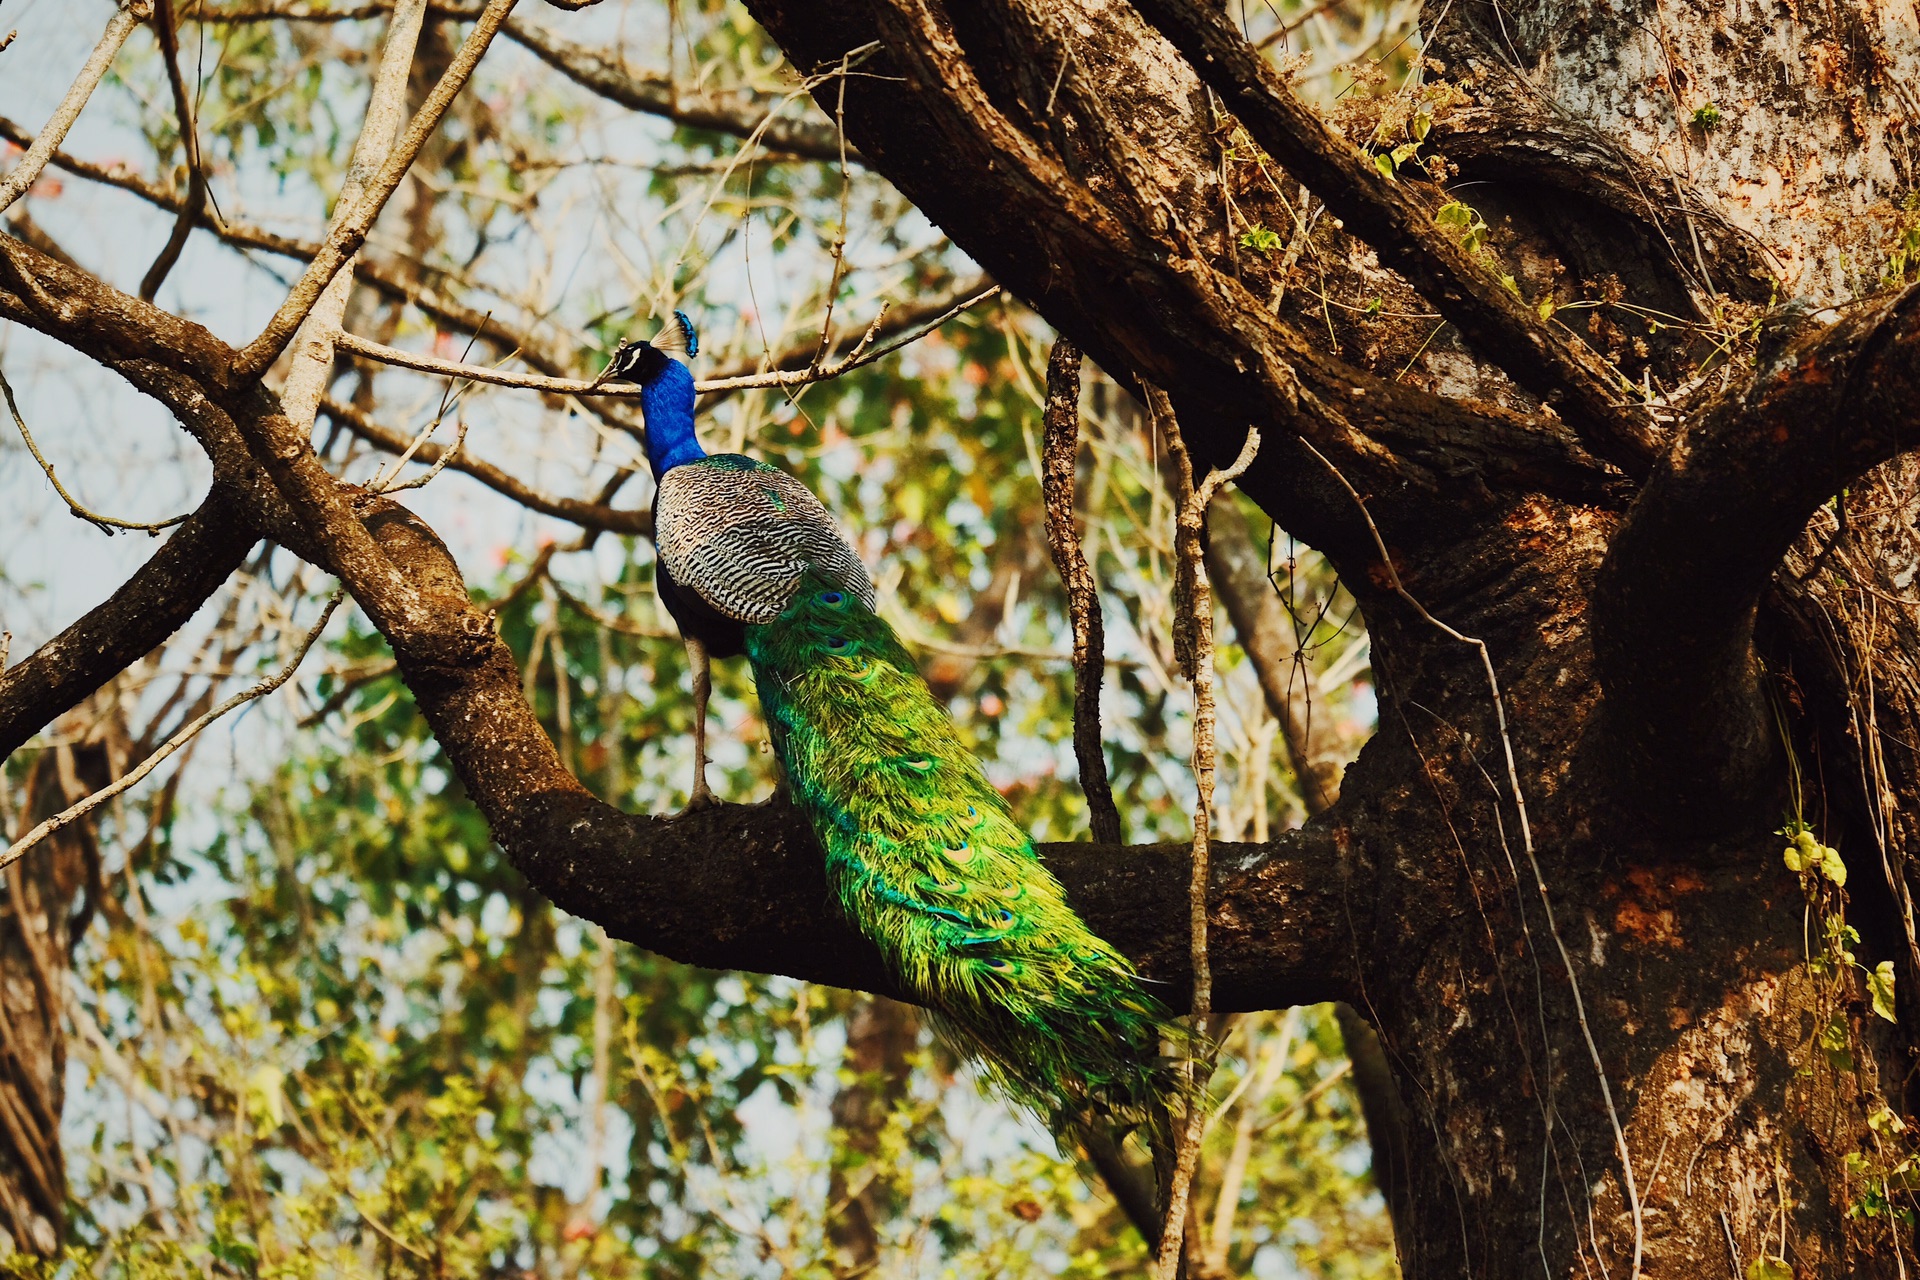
[1299,436,1645,1280]
[138,0,210,302]
[319,395,650,534]
[331,284,1002,396]
[1041,337,1121,844]
[0,2,143,217]
[0,592,343,877]
[0,363,190,535]
[230,0,517,381]
[1151,385,1261,1280]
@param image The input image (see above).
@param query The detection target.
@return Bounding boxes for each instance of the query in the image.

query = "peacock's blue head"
[600,311,706,477]
[598,310,700,388]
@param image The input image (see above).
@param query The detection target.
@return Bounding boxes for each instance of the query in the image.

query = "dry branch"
[1041,337,1121,844]
[331,284,1002,395]
[0,2,142,216]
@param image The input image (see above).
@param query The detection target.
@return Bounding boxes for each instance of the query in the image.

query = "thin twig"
[1151,386,1261,1280]
[138,0,210,302]
[0,592,343,876]
[1041,337,1122,844]
[0,363,190,535]
[0,1,142,216]
[1298,437,1645,1280]
[332,284,1003,396]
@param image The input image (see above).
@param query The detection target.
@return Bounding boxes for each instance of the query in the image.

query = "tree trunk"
[733,0,1920,1273]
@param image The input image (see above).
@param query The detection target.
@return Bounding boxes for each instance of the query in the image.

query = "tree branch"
[1042,337,1122,844]
[137,0,209,302]
[196,2,854,161]
[0,2,143,217]
[0,493,257,760]
[1426,55,1778,308]
[230,0,515,381]
[330,283,1001,396]
[1126,0,1660,478]
[1594,287,1920,822]
[505,16,855,163]
[736,0,1630,592]
[318,394,653,534]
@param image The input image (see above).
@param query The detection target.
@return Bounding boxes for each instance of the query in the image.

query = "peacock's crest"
[654,309,699,359]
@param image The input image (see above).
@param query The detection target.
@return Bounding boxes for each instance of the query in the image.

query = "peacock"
[594,313,1182,1133]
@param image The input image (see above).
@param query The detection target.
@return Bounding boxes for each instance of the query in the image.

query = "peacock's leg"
[682,635,716,812]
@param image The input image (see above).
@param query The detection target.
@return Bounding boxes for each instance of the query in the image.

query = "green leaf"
[1746,1256,1792,1280]
[1819,845,1847,886]
[1869,960,1897,1022]
[1239,225,1283,255]
[1375,153,1396,180]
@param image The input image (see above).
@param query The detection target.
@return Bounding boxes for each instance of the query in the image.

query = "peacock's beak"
[586,341,644,391]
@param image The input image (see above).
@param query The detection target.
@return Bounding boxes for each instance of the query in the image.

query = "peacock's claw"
[674,785,718,817]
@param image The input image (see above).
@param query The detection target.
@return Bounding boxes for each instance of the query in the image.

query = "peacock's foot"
[674,783,718,817]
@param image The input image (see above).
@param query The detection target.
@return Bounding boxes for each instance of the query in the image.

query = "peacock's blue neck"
[639,359,706,478]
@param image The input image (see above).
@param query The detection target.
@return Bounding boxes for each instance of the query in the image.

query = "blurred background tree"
[0,0,1406,1274]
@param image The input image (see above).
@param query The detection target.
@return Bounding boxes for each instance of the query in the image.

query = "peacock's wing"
[654,454,876,624]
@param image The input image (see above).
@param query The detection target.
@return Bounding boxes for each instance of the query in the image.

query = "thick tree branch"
[1127,0,1659,478]
[1594,287,1920,820]
[1427,55,1778,308]
[739,0,1630,589]
[0,494,257,760]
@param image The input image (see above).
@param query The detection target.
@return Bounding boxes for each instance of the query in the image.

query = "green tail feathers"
[744,573,1182,1131]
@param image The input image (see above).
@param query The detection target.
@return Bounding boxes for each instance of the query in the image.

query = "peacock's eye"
[985,958,1012,972]
[827,636,848,649]
[819,590,844,605]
